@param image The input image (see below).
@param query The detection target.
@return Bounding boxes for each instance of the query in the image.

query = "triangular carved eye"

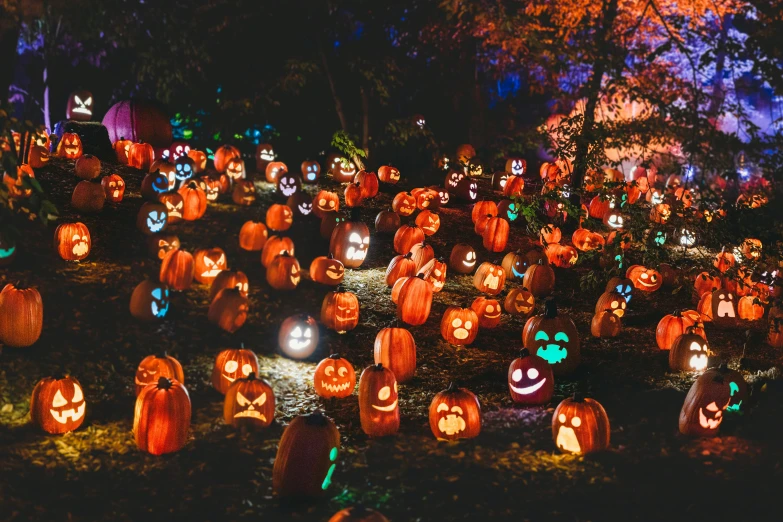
[72,384,83,402]
[252,393,266,406]
[236,391,250,406]
[52,390,67,407]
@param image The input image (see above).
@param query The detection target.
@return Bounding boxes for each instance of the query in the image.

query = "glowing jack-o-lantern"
[627,265,662,292]
[378,165,401,184]
[591,309,621,338]
[278,314,319,360]
[31,376,86,434]
[552,396,610,454]
[54,222,90,261]
[508,348,554,405]
[392,192,417,216]
[208,288,249,332]
[277,172,302,199]
[137,202,168,235]
[314,354,356,398]
[504,286,536,317]
[310,254,345,286]
[211,346,259,395]
[418,258,447,292]
[267,251,301,290]
[130,280,170,321]
[505,157,526,176]
[300,160,321,182]
[101,174,125,203]
[441,305,479,345]
[330,216,370,269]
[56,132,83,159]
[595,290,627,318]
[415,210,441,236]
[474,262,506,295]
[471,296,502,328]
[193,247,227,285]
[450,243,477,274]
[287,191,313,218]
[314,190,340,218]
[209,270,249,301]
[523,299,580,376]
[321,288,359,333]
[358,364,399,437]
[223,373,275,430]
[66,90,93,120]
[679,368,731,437]
[429,383,481,440]
[134,377,191,455]
[669,328,713,372]
[134,353,184,396]
[272,412,340,498]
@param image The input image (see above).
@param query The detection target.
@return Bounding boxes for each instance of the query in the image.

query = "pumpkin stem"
[446,381,457,392]
[415,273,425,280]
[246,372,256,381]
[543,298,558,318]
[519,347,530,358]
[328,353,342,360]
[373,363,384,371]
[157,377,172,389]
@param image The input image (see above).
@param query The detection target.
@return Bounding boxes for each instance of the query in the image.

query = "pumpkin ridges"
[134,377,191,455]
[0,283,44,347]
[428,384,481,440]
[373,327,416,383]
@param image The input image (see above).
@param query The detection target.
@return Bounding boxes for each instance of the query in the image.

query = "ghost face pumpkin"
[508,348,554,404]
[450,243,477,274]
[712,289,737,322]
[134,353,184,396]
[168,142,191,161]
[441,306,479,345]
[174,157,195,185]
[358,364,400,437]
[523,300,580,376]
[30,376,86,434]
[552,397,610,454]
[57,133,83,159]
[224,373,275,429]
[66,90,93,121]
[669,329,713,372]
[429,384,481,440]
[101,174,126,203]
[679,368,732,437]
[278,314,319,359]
[211,347,260,395]
[314,354,356,399]
[474,262,506,295]
[330,221,370,269]
[277,172,301,198]
[193,247,227,285]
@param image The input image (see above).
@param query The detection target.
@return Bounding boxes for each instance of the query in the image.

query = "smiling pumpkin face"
[627,265,662,292]
[504,287,536,317]
[523,300,580,376]
[449,244,477,274]
[679,369,732,437]
[358,364,400,437]
[31,376,86,434]
[471,297,502,329]
[278,314,319,359]
[314,355,356,399]
[211,348,260,395]
[508,348,554,405]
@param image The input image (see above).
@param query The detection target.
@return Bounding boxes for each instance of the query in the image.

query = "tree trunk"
[0,7,20,104]
[43,64,51,131]
[319,42,348,132]
[570,0,620,204]
[360,85,369,157]
[706,14,733,121]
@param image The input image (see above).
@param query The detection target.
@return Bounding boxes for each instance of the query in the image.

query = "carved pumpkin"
[56,132,83,159]
[31,376,86,434]
[130,280,170,321]
[113,138,132,164]
[418,258,448,292]
[415,210,441,236]
[429,383,481,440]
[669,328,714,372]
[211,346,259,395]
[134,377,191,455]
[314,355,356,399]
[266,204,294,232]
[157,192,183,223]
[277,172,302,199]
[441,305,479,345]
[392,192,417,216]
[321,287,359,333]
[330,216,371,269]
[378,165,401,184]
[679,368,731,437]
[261,235,295,268]
[208,288,249,333]
[374,327,416,383]
[223,373,274,430]
[449,243,477,274]
[159,249,194,291]
[552,396,610,454]
[278,314,320,359]
[266,251,301,290]
[134,353,183,396]
[213,145,241,173]
[328,507,388,522]
[508,349,554,405]
[53,222,90,261]
[314,190,340,218]
[595,290,627,318]
[737,296,764,321]
[209,270,249,302]
[188,149,208,173]
[300,160,321,183]
[358,364,399,437]
[572,228,605,252]
[471,296,502,328]
[0,283,43,347]
[504,286,536,317]
[193,247,227,285]
[523,299,580,376]
[591,310,621,338]
[393,224,424,255]
[656,310,695,350]
[101,173,125,203]
[310,254,345,286]
[474,261,506,295]
[265,161,288,183]
[626,265,662,292]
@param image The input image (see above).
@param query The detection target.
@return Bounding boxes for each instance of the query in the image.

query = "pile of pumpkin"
[3,132,780,505]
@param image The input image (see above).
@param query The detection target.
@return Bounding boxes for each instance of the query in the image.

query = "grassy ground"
[0,156,781,522]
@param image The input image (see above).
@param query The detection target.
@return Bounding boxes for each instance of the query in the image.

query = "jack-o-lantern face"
[225,158,245,181]
[627,265,662,292]
[66,91,93,120]
[607,278,633,302]
[321,288,360,333]
[301,160,320,182]
[429,384,481,440]
[669,330,713,372]
[679,369,732,437]
[30,376,87,434]
[506,158,526,176]
[158,193,184,222]
[419,258,447,292]
[449,243,477,274]
[508,348,554,404]
[257,144,275,163]
[532,330,570,365]
[29,145,50,168]
[455,177,478,202]
[392,192,417,216]
[277,172,301,198]
[713,290,736,319]
[604,211,624,229]
[505,287,536,316]
[523,300,580,375]
[212,348,260,395]
[168,142,191,161]
[471,297,502,328]
[358,364,400,437]
[147,234,180,260]
[134,353,183,396]
[445,170,465,189]
[194,248,227,284]
[595,290,627,318]
[224,373,275,429]
[287,192,313,217]
[311,255,345,284]
[33,128,50,148]
[232,181,257,206]
[58,133,83,159]
[552,397,610,454]
[278,314,319,359]
[378,165,401,183]
[414,115,425,128]
[474,262,506,295]
[441,306,479,345]
[138,203,168,235]
[54,222,91,261]
[199,177,221,201]
[415,210,440,236]
[333,158,356,182]
[174,157,195,183]
[679,228,696,247]
[101,174,125,202]
[437,188,450,206]
[492,171,509,191]
[314,190,340,217]
[314,354,356,398]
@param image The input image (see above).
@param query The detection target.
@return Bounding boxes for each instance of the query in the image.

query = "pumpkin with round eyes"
[276,172,302,199]
[310,254,345,286]
[437,187,450,206]
[503,176,526,198]
[278,314,320,359]
[656,310,695,350]
[523,260,555,298]
[31,375,86,434]
[504,286,536,317]
[669,327,714,372]
[239,221,268,251]
[193,247,227,285]
[386,253,417,287]
[523,299,580,376]
[53,222,90,261]
[441,305,479,345]
[209,270,249,301]
[397,274,433,326]
[508,348,554,404]
[321,287,359,333]
[595,290,627,318]
[415,210,441,236]
[260,235,295,268]
[374,327,416,383]
[429,383,481,440]
[626,265,662,292]
[177,181,207,221]
[591,309,621,338]
[358,364,399,437]
[332,158,357,182]
[471,296,502,328]
[679,368,732,437]
[449,243,477,275]
[223,373,275,429]
[482,216,510,253]
[134,377,191,455]
[418,258,448,292]
[474,261,506,295]
[375,210,401,234]
[393,224,424,255]
[211,346,259,395]
[300,160,320,183]
[273,412,340,498]
[56,132,83,159]
[266,204,294,232]
[552,396,610,454]
[313,190,340,218]
[330,216,371,269]
[213,144,241,173]
[199,176,222,202]
[173,156,195,186]
[378,165,401,184]
[314,354,356,398]
[101,173,125,203]
[113,138,133,164]
[444,169,465,190]
[392,192,417,217]
[232,180,257,206]
[208,288,249,333]
[267,251,301,290]
[135,352,184,396]
[328,507,389,522]
[159,248,194,290]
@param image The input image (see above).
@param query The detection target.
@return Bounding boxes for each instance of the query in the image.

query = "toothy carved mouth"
[537,345,567,364]
[150,301,168,318]
[64,146,79,155]
[201,269,222,278]
[510,378,546,395]
[320,381,351,393]
[689,354,708,370]
[234,410,267,421]
[483,274,499,289]
[512,167,524,175]
[698,408,722,429]
[346,247,367,261]
[438,414,466,435]
[717,302,735,318]
[556,426,581,453]
[372,399,398,412]
[50,403,86,424]
[260,153,274,161]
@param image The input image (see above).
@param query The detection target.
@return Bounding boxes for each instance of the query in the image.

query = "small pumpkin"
[193,247,227,285]
[208,288,249,333]
[314,354,356,399]
[429,383,481,440]
[101,173,126,203]
[590,310,621,338]
[473,261,506,295]
[523,299,580,376]
[31,375,86,434]
[74,154,101,180]
[223,373,275,430]
[504,286,535,317]
[449,243,477,274]
[523,261,555,298]
[266,251,301,290]
[310,254,345,286]
[552,395,610,454]
[440,305,479,345]
[508,348,554,405]
[321,287,359,333]
[129,280,170,321]
[266,203,294,232]
[669,327,714,372]
[0,283,43,348]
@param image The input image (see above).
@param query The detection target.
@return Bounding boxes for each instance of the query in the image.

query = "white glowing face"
[71,234,90,256]
[50,383,86,424]
[345,232,370,261]
[223,360,253,383]
[715,292,735,318]
[680,229,696,247]
[688,341,708,370]
[287,325,313,351]
[606,213,624,229]
[259,148,275,162]
[71,95,93,116]
[556,413,582,453]
[463,250,476,268]
[436,403,466,435]
[165,200,183,218]
[450,316,474,339]
[510,367,547,395]
[201,254,226,278]
[146,211,167,233]
[234,391,267,421]
[511,159,524,175]
[278,176,298,197]
[372,381,398,411]
[483,268,500,290]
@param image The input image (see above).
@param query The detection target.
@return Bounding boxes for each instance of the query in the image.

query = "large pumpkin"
[239,221,268,251]
[272,412,340,498]
[552,396,610,454]
[655,310,694,350]
[0,283,43,348]
[330,217,371,269]
[103,100,172,148]
[358,364,400,437]
[523,261,555,298]
[523,299,580,376]
[128,142,156,171]
[393,224,424,255]
[428,383,481,440]
[373,327,416,383]
[134,377,191,455]
[31,375,86,434]
[679,368,731,437]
